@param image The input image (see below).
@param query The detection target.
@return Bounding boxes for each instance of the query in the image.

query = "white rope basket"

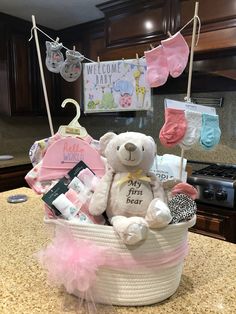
[44,215,196,306]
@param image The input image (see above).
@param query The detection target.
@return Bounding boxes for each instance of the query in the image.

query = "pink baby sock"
[144,45,169,88]
[161,32,189,78]
[159,108,187,147]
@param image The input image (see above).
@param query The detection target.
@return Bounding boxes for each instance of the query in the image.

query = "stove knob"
[203,189,214,199]
[215,190,227,201]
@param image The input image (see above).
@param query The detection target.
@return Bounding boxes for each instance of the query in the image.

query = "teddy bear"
[89,131,172,245]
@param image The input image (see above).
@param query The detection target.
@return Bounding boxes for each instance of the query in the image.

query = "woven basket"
[44,215,196,306]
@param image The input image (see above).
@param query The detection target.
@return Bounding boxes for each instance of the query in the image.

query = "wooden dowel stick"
[179,2,199,181]
[32,15,54,136]
[186,2,199,102]
[179,148,185,180]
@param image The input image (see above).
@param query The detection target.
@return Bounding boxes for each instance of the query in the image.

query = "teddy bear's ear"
[99,132,117,156]
[147,136,157,153]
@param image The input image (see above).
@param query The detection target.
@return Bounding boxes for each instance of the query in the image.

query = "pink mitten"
[144,45,169,88]
[159,108,187,147]
[161,32,189,78]
[171,182,198,200]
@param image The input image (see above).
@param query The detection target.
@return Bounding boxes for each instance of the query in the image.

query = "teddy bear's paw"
[111,216,148,245]
[123,221,148,245]
[146,199,172,229]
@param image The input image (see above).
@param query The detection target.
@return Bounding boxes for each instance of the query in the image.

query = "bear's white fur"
[89,132,172,245]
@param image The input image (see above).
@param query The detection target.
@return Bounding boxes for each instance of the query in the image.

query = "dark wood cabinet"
[177,0,236,53]
[0,12,58,116]
[8,30,33,115]
[179,0,236,30]
[96,0,236,54]
[98,0,171,48]
[0,14,34,116]
[190,203,236,243]
[2,1,236,115]
[0,164,32,192]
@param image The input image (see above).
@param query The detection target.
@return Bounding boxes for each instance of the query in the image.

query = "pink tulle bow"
[36,227,189,297]
[36,227,107,293]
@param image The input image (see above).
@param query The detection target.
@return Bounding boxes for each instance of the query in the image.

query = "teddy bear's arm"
[88,170,114,216]
[147,171,167,203]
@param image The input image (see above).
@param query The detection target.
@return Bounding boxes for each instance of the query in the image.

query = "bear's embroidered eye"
[142,146,144,151]
[117,146,120,151]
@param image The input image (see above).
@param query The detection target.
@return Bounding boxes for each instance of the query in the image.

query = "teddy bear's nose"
[124,142,137,152]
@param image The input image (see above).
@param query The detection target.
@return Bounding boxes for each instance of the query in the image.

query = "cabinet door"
[0,22,11,115]
[192,212,229,240]
[179,0,236,30]
[8,31,33,115]
[191,204,236,243]
[177,0,236,52]
[30,39,60,116]
[98,0,171,48]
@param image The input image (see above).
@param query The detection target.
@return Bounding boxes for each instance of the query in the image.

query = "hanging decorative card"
[83,59,151,113]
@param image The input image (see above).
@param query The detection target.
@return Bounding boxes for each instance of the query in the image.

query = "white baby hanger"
[58,98,88,138]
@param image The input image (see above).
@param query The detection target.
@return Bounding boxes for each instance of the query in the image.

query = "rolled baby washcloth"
[77,168,100,192]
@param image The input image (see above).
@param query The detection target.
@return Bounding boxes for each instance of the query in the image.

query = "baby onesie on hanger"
[25,137,106,194]
[26,134,104,194]
[29,133,98,167]
[29,133,62,166]
[39,137,105,181]
[25,160,59,194]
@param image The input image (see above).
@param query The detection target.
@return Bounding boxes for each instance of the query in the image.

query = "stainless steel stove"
[187,164,236,209]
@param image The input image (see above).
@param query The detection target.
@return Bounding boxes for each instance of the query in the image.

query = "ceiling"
[0,0,105,30]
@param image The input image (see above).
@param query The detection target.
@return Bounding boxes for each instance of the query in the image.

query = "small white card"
[165,98,216,115]
[150,154,187,182]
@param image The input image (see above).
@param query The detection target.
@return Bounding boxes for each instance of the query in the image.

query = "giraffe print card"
[83,59,151,113]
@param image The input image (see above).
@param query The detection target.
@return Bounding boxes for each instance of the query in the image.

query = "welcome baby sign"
[83,59,151,113]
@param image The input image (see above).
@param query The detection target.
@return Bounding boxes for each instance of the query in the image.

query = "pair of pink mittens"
[145,32,189,88]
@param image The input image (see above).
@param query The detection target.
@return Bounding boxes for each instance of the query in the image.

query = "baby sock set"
[159,108,221,150]
[45,41,83,82]
[145,32,190,87]
[144,31,221,151]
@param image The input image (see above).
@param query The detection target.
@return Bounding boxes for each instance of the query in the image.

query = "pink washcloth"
[77,168,100,192]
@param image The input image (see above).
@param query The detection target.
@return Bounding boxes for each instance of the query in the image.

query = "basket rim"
[44,214,196,231]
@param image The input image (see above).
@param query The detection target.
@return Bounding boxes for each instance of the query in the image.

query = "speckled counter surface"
[1,187,236,314]
[0,153,30,168]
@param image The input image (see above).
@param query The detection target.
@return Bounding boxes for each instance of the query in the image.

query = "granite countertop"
[0,152,30,168]
[0,187,236,314]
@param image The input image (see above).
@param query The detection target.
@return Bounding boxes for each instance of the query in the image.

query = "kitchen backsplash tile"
[0,91,236,165]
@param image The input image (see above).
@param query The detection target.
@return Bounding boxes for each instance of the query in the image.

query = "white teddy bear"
[89,132,172,245]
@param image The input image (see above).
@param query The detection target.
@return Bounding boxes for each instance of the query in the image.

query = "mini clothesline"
[29,26,95,64]
[140,14,201,59]
[30,3,200,182]
[29,15,201,64]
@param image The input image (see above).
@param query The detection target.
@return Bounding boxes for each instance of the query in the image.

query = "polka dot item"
[168,193,197,224]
